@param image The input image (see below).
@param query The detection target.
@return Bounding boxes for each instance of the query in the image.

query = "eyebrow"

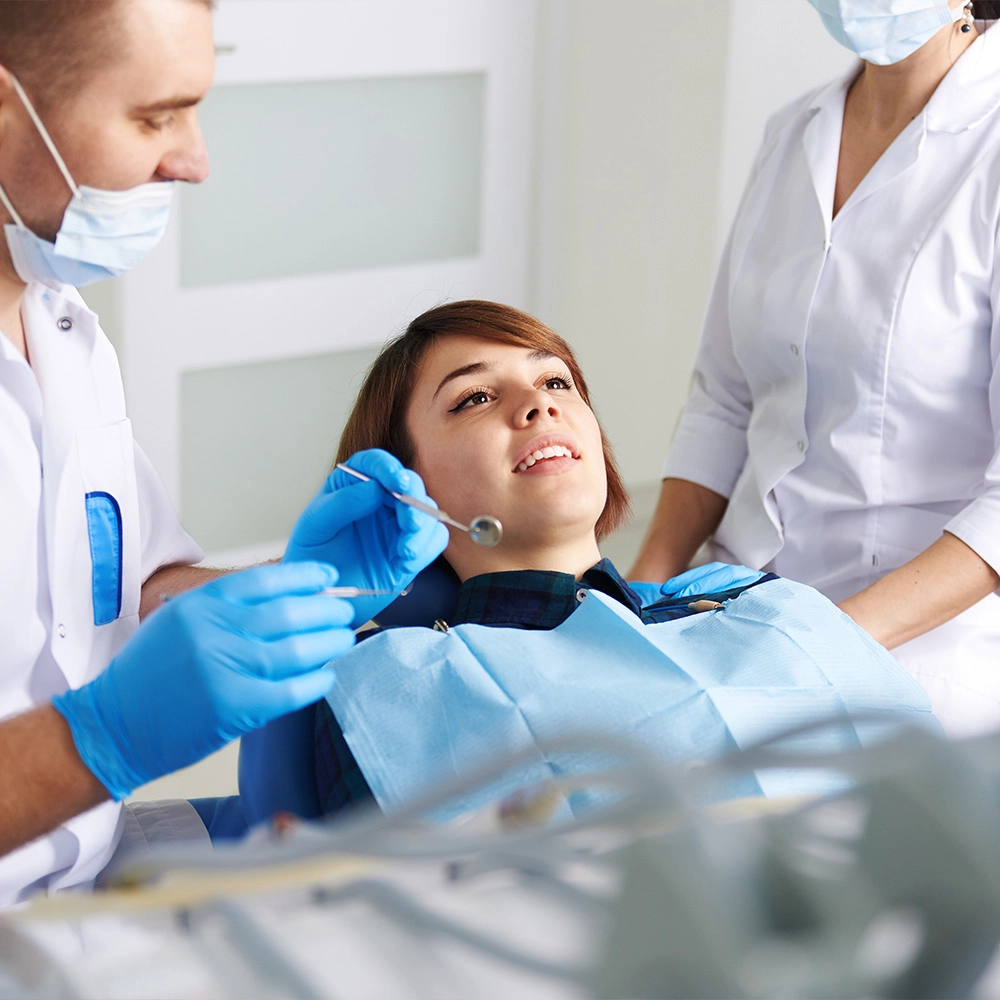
[130,96,203,116]
[432,349,558,400]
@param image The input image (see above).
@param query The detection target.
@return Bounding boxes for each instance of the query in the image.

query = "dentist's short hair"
[0,0,214,113]
[338,299,632,542]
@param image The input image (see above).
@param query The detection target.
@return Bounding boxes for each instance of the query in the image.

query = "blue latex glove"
[660,561,765,599]
[283,448,449,627]
[53,562,354,801]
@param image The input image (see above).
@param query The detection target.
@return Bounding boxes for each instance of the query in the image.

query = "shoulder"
[760,74,846,146]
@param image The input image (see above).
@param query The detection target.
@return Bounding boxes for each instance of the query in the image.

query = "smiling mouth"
[514,445,577,473]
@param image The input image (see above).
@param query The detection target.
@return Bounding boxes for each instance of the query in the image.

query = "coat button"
[797,440,806,452]
[57,624,67,638]
[790,344,799,355]
[57,317,72,331]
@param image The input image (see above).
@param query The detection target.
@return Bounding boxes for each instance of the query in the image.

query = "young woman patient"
[314,300,938,819]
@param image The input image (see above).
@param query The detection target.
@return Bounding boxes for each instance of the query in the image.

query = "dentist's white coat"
[0,281,202,906]
[664,26,1000,737]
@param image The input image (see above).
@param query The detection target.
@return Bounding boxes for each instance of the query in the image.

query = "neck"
[446,533,603,583]
[850,17,977,132]
[0,256,27,359]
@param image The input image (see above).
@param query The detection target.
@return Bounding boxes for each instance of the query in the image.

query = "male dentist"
[0,0,446,905]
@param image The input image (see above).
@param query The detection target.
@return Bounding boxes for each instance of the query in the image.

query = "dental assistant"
[630,0,1000,737]
[0,0,446,906]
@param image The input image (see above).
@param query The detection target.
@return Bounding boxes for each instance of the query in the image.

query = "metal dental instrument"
[336,463,503,548]
[320,587,394,598]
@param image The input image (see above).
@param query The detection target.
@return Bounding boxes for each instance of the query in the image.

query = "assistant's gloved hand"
[53,562,354,801]
[283,448,449,627]
[660,561,765,599]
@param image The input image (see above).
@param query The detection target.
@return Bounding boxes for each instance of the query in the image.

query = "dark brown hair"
[338,300,632,541]
[0,0,215,114]
[972,2,1000,18]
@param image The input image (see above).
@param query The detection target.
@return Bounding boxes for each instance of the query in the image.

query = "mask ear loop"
[7,74,80,199]
[0,178,26,231]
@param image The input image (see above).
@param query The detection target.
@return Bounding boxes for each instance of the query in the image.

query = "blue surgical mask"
[806,0,968,66]
[0,74,174,287]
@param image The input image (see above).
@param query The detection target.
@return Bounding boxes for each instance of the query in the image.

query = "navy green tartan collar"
[449,557,644,630]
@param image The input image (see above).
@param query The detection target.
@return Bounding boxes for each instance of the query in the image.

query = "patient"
[315,300,938,818]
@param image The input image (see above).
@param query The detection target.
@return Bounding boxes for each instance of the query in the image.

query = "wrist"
[52,679,146,801]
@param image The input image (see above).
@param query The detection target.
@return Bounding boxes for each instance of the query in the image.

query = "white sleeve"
[943,242,1000,578]
[133,441,204,583]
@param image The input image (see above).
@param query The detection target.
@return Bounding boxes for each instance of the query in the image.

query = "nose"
[514,388,562,427]
[155,113,211,184]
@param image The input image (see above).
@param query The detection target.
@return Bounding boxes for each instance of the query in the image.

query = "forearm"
[838,532,1000,649]
[627,478,729,582]
[0,705,109,858]
[140,563,226,619]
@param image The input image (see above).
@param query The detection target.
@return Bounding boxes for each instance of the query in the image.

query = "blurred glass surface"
[181,73,486,287]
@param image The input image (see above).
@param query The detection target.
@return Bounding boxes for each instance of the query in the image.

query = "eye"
[543,375,574,391]
[141,115,174,133]
[449,388,494,412]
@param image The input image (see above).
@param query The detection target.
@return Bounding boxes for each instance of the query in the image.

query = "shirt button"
[576,588,588,603]
[790,344,799,356]
[57,624,67,638]
[797,440,805,452]
[57,317,73,331]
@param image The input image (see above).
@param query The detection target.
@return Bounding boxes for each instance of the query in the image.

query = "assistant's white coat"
[664,25,1000,737]
[0,282,201,906]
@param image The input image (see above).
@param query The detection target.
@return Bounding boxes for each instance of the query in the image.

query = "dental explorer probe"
[335,463,503,547]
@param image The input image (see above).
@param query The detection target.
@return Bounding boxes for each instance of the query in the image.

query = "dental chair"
[236,558,461,829]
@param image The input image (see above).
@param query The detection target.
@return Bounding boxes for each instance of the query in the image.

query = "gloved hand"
[53,562,354,801]
[283,448,449,627]
[660,561,765,599]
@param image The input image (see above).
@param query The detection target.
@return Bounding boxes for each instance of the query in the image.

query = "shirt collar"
[450,557,643,630]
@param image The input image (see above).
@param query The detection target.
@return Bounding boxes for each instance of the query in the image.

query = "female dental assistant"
[0,0,446,906]
[630,0,1000,737]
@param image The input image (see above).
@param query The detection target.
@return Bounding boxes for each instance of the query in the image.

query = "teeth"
[515,445,574,472]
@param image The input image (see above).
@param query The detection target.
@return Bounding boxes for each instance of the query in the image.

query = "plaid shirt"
[314,559,774,817]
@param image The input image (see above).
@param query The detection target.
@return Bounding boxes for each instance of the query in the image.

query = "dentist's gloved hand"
[53,562,353,801]
[660,561,765,599]
[283,448,449,627]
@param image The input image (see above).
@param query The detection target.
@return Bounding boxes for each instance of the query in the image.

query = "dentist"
[0,0,445,905]
[631,0,1000,737]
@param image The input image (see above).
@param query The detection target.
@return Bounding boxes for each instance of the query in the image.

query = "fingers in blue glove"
[205,560,340,604]
[661,561,764,599]
[332,448,411,498]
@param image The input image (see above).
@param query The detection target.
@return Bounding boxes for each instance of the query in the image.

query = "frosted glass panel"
[181,73,485,286]
[181,347,379,552]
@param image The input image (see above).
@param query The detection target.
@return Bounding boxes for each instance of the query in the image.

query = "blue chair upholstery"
[189,795,249,841]
[237,557,460,826]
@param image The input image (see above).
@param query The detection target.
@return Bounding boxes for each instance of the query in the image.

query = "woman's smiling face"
[406,334,607,576]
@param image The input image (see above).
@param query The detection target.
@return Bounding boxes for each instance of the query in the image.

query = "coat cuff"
[661,412,748,499]
[945,492,1000,580]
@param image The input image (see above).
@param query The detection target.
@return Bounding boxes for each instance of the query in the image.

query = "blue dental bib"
[326,578,939,820]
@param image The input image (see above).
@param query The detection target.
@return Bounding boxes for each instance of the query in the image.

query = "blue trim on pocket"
[85,491,123,626]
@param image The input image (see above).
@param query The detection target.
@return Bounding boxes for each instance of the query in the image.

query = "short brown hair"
[0,0,214,113]
[338,300,632,541]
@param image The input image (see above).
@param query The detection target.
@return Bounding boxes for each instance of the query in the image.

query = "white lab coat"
[664,25,1000,737]
[0,281,203,906]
